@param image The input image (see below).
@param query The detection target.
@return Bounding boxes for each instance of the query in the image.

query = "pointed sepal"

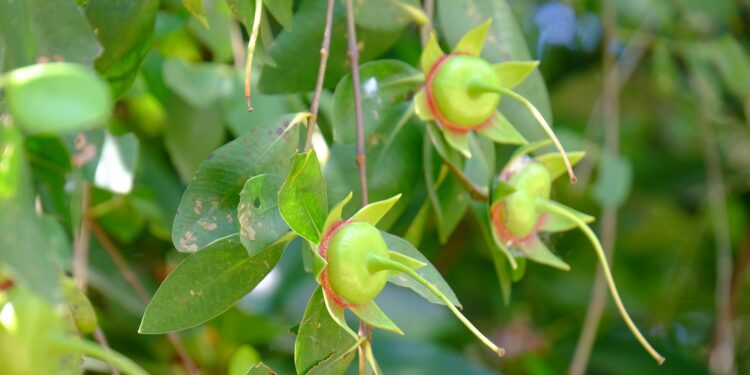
[520,237,570,271]
[538,199,594,233]
[490,181,516,204]
[321,289,358,339]
[421,33,445,73]
[311,244,328,283]
[350,194,401,226]
[414,89,433,121]
[323,192,353,235]
[510,139,553,162]
[478,112,527,145]
[487,211,518,269]
[493,61,540,89]
[535,151,585,180]
[453,19,492,57]
[442,129,471,158]
[349,301,404,335]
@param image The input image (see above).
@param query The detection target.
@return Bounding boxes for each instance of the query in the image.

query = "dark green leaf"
[258,0,404,93]
[139,234,285,334]
[295,287,358,375]
[85,0,159,98]
[172,114,300,252]
[263,0,293,30]
[353,0,421,31]
[279,151,327,244]
[238,174,289,255]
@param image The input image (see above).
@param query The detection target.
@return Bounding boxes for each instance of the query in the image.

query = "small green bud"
[431,55,501,128]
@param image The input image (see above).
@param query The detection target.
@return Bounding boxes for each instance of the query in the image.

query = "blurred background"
[2,0,750,374]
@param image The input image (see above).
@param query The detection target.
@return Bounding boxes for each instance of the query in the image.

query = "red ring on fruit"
[490,202,547,245]
[318,220,353,308]
[424,54,495,133]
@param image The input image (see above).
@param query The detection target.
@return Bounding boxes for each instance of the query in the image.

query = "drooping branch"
[304,0,336,151]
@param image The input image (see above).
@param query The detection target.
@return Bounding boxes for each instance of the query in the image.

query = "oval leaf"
[140,234,285,334]
[279,151,327,244]
[238,174,289,255]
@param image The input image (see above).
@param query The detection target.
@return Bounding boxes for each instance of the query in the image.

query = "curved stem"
[469,81,577,184]
[244,0,263,111]
[537,199,665,365]
[367,254,505,357]
[49,336,148,375]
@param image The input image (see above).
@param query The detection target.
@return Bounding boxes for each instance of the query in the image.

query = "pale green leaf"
[279,151,327,244]
[350,194,401,226]
[238,174,290,256]
[493,61,539,89]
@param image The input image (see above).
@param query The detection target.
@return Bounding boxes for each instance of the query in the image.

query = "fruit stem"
[367,254,505,357]
[469,80,577,184]
[536,199,666,365]
[48,335,149,375]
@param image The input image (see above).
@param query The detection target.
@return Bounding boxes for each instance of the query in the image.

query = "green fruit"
[502,162,552,238]
[431,55,501,128]
[62,278,98,334]
[326,222,390,305]
[509,162,551,200]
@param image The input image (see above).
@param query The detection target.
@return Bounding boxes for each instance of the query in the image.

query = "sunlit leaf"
[279,151,327,244]
[238,174,289,256]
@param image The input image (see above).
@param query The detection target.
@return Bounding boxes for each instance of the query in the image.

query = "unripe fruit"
[326,222,390,305]
[501,162,553,239]
[509,162,551,200]
[430,55,501,128]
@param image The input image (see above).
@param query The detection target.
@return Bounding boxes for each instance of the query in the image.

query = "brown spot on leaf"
[198,219,217,231]
[194,199,203,215]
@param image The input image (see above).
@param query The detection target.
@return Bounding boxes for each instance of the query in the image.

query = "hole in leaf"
[253,197,261,208]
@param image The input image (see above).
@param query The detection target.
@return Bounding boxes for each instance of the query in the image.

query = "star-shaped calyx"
[415,20,578,184]
[487,141,665,364]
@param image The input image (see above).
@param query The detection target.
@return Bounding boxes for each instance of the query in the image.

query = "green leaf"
[0,0,101,70]
[350,194,401,226]
[295,287,358,375]
[438,0,552,142]
[238,174,290,256]
[387,250,426,270]
[223,72,292,137]
[162,59,234,108]
[263,0,293,29]
[592,152,632,208]
[2,63,112,134]
[442,130,471,158]
[435,173,470,244]
[0,126,61,302]
[258,0,404,93]
[349,301,403,335]
[382,232,461,307]
[493,61,539,89]
[182,0,208,27]
[245,362,276,375]
[172,114,300,252]
[164,96,226,182]
[353,0,422,31]
[228,346,261,375]
[490,181,515,204]
[84,0,159,98]
[534,151,585,181]
[188,0,234,62]
[332,60,421,144]
[452,19,491,57]
[140,234,285,334]
[279,151,328,244]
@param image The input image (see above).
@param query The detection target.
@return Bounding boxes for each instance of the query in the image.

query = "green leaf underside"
[452,19,491,56]
[534,151,585,180]
[182,0,208,27]
[296,287,358,375]
[382,232,461,307]
[279,151,328,244]
[350,301,403,335]
[140,235,285,334]
[477,112,527,145]
[493,61,539,89]
[238,174,290,256]
[350,194,401,226]
[172,114,299,252]
[320,286,357,338]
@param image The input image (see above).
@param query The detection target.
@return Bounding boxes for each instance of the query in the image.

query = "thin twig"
[419,0,434,45]
[244,0,264,111]
[304,0,336,152]
[344,0,373,372]
[87,217,202,375]
[73,183,92,291]
[444,161,489,201]
[569,1,621,372]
